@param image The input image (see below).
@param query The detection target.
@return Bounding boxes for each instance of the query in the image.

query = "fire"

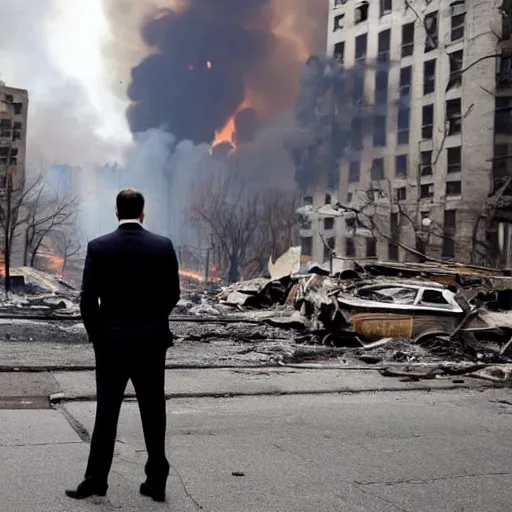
[39,253,64,273]
[179,269,204,282]
[213,98,251,146]
[206,61,212,70]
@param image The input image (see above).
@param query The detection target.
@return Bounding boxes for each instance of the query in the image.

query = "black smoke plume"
[128,0,275,144]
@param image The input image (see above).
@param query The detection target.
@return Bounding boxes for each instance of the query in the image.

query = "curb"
[49,380,492,404]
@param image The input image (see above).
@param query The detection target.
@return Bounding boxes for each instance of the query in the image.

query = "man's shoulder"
[143,230,175,250]
[87,231,119,251]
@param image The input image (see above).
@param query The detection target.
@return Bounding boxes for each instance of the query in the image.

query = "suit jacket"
[80,223,181,348]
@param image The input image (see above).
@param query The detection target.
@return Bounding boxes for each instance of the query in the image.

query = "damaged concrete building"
[0,82,28,266]
[295,0,512,269]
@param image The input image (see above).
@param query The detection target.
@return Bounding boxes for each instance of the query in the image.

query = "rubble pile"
[216,261,512,373]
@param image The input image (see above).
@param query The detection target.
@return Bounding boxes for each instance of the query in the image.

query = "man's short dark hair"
[116,188,145,219]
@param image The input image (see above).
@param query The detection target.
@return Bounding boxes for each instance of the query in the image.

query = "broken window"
[378,30,391,62]
[423,59,436,95]
[497,50,512,88]
[371,158,385,180]
[401,23,414,57]
[13,103,22,115]
[396,154,408,177]
[446,98,461,135]
[450,1,466,41]
[422,104,434,139]
[325,193,332,205]
[399,66,412,99]
[350,117,363,149]
[420,183,434,199]
[324,237,335,262]
[447,146,461,173]
[448,50,463,89]
[373,116,387,147]
[495,96,512,134]
[303,195,313,206]
[301,236,313,256]
[333,14,344,32]
[446,180,462,196]
[355,2,369,24]
[375,70,388,104]
[324,217,335,230]
[419,289,450,306]
[334,41,345,62]
[395,187,407,201]
[421,150,433,176]
[442,210,457,259]
[355,33,367,63]
[380,0,392,16]
[397,108,410,145]
[349,161,360,182]
[4,94,13,103]
[388,243,399,261]
[424,11,438,52]
[345,237,356,257]
[347,192,353,202]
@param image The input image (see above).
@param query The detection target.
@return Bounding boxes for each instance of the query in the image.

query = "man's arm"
[166,240,181,314]
[79,242,100,342]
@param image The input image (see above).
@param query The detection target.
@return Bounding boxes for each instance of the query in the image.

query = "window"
[447,147,461,173]
[420,183,434,198]
[395,187,407,201]
[450,1,466,41]
[300,215,312,230]
[504,5,512,40]
[396,154,407,177]
[351,69,365,105]
[419,290,450,305]
[446,181,462,196]
[350,118,363,149]
[380,0,392,16]
[325,193,332,204]
[378,30,391,62]
[366,238,377,257]
[495,97,512,134]
[448,51,463,89]
[493,143,511,176]
[402,23,414,57]
[324,237,335,262]
[334,42,345,62]
[13,103,23,115]
[424,11,438,52]
[4,94,13,103]
[423,59,436,95]
[375,70,388,104]
[0,119,12,129]
[388,243,399,261]
[333,14,344,32]
[421,150,433,176]
[373,116,387,146]
[304,195,313,205]
[347,192,353,202]
[372,158,385,180]
[498,50,512,88]
[397,108,410,144]
[422,104,434,139]
[301,236,313,256]
[442,210,457,259]
[345,238,356,257]
[446,99,461,135]
[349,161,360,182]
[399,66,412,99]
[355,34,367,63]
[355,2,369,24]
[324,217,335,230]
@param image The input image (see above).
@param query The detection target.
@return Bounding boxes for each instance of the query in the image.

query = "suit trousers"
[85,343,170,487]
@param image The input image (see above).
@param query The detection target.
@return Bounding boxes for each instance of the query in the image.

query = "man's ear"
[139,212,145,224]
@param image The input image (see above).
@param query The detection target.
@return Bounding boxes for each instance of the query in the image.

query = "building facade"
[300,0,511,268]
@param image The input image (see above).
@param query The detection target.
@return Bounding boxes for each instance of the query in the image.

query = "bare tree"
[49,229,82,277]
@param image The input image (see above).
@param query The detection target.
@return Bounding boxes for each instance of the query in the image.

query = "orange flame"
[179,269,204,282]
[213,98,251,146]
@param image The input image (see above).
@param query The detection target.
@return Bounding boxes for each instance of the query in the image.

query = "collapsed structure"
[289,0,512,269]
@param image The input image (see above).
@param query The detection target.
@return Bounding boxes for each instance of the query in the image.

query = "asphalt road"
[3,389,508,511]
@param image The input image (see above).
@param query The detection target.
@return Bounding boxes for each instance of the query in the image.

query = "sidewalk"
[51,367,490,402]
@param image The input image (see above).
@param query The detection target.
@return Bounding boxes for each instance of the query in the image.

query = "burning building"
[293,0,512,269]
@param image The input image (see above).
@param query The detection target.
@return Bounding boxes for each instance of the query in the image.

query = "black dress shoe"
[140,481,166,502]
[65,478,108,499]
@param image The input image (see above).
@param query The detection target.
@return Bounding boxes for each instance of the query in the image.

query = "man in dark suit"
[66,188,180,503]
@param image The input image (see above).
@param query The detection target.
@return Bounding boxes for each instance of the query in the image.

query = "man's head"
[116,188,145,223]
